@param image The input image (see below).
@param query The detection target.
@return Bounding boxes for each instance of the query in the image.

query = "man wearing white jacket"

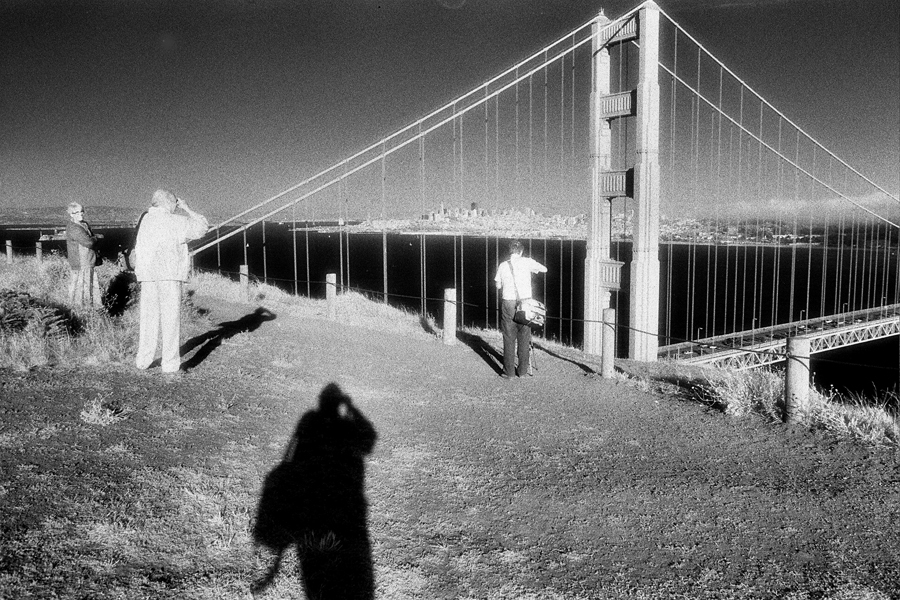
[133,189,209,375]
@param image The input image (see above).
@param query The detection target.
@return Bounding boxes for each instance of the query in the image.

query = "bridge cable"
[657,6,899,207]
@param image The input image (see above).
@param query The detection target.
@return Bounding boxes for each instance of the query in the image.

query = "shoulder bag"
[509,260,546,330]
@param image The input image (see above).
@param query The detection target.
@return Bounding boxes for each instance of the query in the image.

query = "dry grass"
[660,364,900,447]
[0,255,137,369]
[189,268,439,341]
[1,254,898,599]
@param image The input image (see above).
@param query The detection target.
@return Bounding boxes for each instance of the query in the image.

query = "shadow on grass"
[252,383,377,600]
[457,331,504,375]
[532,340,596,375]
[102,270,138,317]
[420,315,505,375]
[179,307,276,370]
[418,314,438,337]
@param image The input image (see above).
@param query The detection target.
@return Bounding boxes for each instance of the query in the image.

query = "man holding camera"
[494,240,547,378]
[133,189,209,375]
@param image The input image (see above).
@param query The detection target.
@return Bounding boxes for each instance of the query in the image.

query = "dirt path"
[172,295,899,598]
[3,293,896,598]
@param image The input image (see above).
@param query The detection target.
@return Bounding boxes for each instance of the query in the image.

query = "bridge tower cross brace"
[584,2,660,361]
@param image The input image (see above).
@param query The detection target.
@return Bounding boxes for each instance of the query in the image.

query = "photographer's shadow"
[252,383,377,600]
[180,307,276,370]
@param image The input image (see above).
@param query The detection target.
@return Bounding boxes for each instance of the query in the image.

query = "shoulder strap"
[508,259,521,302]
[131,211,148,249]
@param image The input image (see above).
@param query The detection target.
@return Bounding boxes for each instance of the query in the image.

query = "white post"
[35,241,43,263]
[601,308,616,378]
[326,273,337,321]
[629,2,661,362]
[443,288,457,345]
[5,240,11,264]
[784,336,811,424]
[240,264,249,301]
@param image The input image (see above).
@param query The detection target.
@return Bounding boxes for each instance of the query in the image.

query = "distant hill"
[0,205,144,227]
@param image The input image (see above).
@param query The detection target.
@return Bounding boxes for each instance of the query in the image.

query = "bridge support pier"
[785,336,811,423]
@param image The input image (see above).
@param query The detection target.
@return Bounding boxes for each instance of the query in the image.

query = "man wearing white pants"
[133,189,209,374]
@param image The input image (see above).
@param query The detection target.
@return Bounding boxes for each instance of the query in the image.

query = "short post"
[443,288,457,346]
[35,241,43,263]
[784,336,811,424]
[326,273,337,321]
[5,240,11,264]
[239,265,249,301]
[601,308,616,378]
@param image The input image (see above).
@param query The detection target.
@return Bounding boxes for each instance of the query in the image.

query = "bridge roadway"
[659,304,900,370]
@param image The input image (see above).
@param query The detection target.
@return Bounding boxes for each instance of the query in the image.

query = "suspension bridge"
[190,1,900,370]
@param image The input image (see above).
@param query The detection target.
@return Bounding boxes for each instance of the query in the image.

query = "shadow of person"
[103,270,138,317]
[456,331,504,375]
[252,383,377,600]
[179,307,276,370]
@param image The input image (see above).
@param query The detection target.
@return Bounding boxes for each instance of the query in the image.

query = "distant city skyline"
[1,0,897,222]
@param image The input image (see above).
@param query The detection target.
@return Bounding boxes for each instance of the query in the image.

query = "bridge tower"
[629,2,661,361]
[584,2,660,361]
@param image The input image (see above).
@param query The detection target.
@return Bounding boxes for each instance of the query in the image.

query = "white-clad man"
[133,189,208,375]
[494,240,547,378]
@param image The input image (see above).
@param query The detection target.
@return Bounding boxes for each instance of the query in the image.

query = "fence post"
[382,231,388,304]
[326,273,337,321]
[5,240,11,264]
[784,336,811,424]
[601,308,616,378]
[35,241,43,263]
[443,288,457,345]
[239,265,249,301]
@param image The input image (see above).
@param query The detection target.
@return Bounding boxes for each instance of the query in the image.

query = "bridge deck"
[659,305,900,370]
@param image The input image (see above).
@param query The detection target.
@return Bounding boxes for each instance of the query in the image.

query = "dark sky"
[1,0,897,221]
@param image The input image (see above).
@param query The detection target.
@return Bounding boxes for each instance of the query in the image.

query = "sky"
[1,0,897,222]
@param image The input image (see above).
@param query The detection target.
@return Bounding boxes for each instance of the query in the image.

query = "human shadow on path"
[179,307,276,370]
[456,331,504,375]
[418,315,506,375]
[252,383,377,600]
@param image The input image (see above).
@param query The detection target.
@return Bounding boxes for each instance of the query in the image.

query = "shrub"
[0,289,79,337]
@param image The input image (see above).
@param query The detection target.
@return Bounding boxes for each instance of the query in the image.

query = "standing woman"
[494,240,547,378]
[65,202,101,307]
[133,189,208,375]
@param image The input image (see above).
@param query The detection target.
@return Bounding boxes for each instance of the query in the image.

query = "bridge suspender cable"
[657,6,900,207]
[658,58,899,229]
[193,5,647,256]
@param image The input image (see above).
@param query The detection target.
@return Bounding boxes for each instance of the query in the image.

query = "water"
[3,222,897,393]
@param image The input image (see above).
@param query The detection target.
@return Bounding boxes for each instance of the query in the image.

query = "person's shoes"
[500,373,513,379]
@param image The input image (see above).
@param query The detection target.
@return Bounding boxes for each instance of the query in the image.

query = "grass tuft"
[658,363,900,446]
[80,393,131,426]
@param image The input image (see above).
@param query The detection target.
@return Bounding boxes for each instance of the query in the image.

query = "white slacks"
[135,280,183,373]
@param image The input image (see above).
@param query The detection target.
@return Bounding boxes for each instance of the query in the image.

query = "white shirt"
[134,206,209,282]
[494,254,547,301]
